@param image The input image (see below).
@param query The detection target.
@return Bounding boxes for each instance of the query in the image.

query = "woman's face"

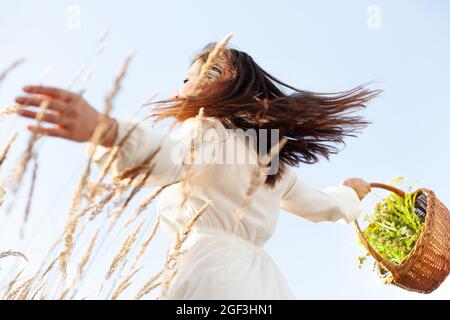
[177,59,203,98]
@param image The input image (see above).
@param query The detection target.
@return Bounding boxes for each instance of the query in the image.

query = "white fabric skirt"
[161,227,296,300]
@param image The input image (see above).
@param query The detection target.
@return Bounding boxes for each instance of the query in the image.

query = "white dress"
[92,115,362,300]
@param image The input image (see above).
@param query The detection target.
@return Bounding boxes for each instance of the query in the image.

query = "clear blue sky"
[0,0,449,299]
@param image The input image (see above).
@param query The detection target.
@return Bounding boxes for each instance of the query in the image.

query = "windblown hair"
[148,43,381,187]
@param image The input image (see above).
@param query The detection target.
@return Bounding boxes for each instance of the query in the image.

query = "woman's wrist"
[99,116,119,148]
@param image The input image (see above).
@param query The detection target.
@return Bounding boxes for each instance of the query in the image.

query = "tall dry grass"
[0,58,25,85]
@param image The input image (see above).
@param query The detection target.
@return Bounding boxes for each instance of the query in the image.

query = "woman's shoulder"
[180,115,225,131]
[178,116,229,144]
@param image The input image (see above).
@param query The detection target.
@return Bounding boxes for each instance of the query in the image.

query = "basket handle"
[353,182,405,277]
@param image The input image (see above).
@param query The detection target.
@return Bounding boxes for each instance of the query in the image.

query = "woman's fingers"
[15,95,66,112]
[343,178,372,200]
[17,108,68,126]
[16,85,100,143]
[23,85,77,103]
[27,125,71,139]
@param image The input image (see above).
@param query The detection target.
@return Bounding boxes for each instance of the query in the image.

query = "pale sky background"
[0,0,449,299]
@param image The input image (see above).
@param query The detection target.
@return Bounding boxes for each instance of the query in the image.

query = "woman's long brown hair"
[148,43,381,187]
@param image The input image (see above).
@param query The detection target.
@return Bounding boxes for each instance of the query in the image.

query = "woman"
[15,42,377,299]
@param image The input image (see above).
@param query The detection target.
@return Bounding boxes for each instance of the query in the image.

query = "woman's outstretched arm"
[15,85,218,187]
[280,167,370,224]
[90,117,217,186]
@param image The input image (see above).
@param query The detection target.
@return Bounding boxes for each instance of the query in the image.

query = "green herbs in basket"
[358,177,425,269]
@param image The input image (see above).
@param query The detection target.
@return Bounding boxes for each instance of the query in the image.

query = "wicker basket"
[354,182,450,294]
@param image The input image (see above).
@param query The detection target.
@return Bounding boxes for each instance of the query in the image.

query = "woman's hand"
[15,86,118,147]
[342,178,371,201]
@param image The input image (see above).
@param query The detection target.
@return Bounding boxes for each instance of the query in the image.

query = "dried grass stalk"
[234,138,287,220]
[59,208,86,276]
[134,269,165,300]
[2,269,24,299]
[0,132,18,168]
[138,91,160,109]
[77,65,96,96]
[259,138,287,168]
[5,277,34,300]
[179,108,205,207]
[87,122,139,201]
[84,181,116,201]
[11,100,49,195]
[124,186,165,227]
[191,33,233,96]
[108,159,157,229]
[0,185,5,207]
[135,200,211,300]
[0,250,28,261]
[16,277,35,300]
[66,65,85,90]
[59,287,70,300]
[72,51,135,214]
[0,104,20,122]
[96,27,111,56]
[158,269,179,300]
[78,228,100,279]
[129,215,160,271]
[23,154,38,223]
[115,146,160,181]
[89,183,125,221]
[30,281,47,300]
[0,58,25,84]
[69,167,92,215]
[102,215,159,299]
[233,165,263,220]
[167,200,211,263]
[111,267,141,300]
[106,219,145,279]
[41,256,58,278]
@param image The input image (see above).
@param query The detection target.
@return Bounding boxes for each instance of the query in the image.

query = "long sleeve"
[90,116,219,187]
[280,167,362,224]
